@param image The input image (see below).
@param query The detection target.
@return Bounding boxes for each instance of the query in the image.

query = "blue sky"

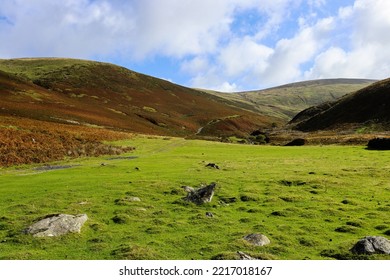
[1,0,389,91]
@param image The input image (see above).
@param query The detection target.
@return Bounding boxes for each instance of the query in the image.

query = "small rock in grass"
[237,251,257,260]
[205,163,219,169]
[205,212,214,218]
[243,233,270,246]
[127,197,141,202]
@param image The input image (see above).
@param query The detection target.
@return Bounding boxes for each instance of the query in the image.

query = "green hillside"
[204,79,376,121]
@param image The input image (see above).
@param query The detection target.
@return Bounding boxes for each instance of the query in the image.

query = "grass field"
[0,136,389,260]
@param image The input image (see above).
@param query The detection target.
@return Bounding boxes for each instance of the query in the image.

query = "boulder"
[243,233,270,246]
[24,214,88,237]
[352,236,390,254]
[183,182,217,204]
[351,236,390,255]
[367,138,390,150]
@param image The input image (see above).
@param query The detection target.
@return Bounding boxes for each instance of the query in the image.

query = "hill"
[290,78,390,131]
[0,58,276,138]
[204,79,375,120]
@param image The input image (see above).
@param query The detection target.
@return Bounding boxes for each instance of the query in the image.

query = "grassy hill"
[204,79,375,121]
[0,58,276,138]
[290,78,390,131]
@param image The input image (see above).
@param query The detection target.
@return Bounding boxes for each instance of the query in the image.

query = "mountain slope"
[204,79,375,120]
[0,58,277,137]
[290,78,390,131]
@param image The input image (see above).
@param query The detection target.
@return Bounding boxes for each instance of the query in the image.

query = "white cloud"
[0,0,133,58]
[180,56,210,76]
[306,0,390,80]
[1,0,390,90]
[218,37,273,77]
[262,17,334,85]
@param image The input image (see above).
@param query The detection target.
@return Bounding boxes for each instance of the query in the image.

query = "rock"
[351,236,390,255]
[237,251,257,260]
[284,138,307,146]
[367,138,390,150]
[181,186,195,193]
[127,197,141,202]
[205,212,214,218]
[243,233,270,246]
[206,163,219,169]
[184,182,217,204]
[24,214,88,237]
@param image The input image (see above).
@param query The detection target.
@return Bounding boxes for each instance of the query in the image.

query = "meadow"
[0,136,389,260]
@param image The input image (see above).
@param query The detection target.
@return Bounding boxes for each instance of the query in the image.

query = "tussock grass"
[0,136,389,260]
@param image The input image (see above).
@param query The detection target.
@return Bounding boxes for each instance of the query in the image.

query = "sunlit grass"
[0,136,389,260]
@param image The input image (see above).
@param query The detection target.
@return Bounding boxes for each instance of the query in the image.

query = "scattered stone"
[24,214,88,237]
[205,212,214,218]
[351,236,390,255]
[205,163,219,169]
[78,201,89,205]
[127,197,141,202]
[367,138,390,150]
[183,182,217,204]
[114,197,141,205]
[243,233,270,246]
[181,186,195,193]
[284,138,306,146]
[237,251,257,260]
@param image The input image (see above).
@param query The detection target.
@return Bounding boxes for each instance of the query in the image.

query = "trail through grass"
[0,136,389,260]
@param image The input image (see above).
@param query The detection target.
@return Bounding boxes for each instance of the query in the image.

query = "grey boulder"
[243,233,271,246]
[351,236,390,255]
[25,214,88,237]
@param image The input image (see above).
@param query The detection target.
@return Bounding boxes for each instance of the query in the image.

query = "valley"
[0,58,390,260]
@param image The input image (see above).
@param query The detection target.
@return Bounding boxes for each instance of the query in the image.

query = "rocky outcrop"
[351,236,390,255]
[183,182,217,204]
[24,214,88,237]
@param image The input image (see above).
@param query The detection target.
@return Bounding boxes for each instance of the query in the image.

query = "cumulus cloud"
[1,0,389,90]
[0,0,133,58]
[306,0,390,80]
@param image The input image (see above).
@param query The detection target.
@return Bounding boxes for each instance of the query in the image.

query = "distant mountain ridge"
[202,78,376,121]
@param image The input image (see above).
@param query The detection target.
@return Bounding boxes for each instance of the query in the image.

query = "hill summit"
[0,58,276,137]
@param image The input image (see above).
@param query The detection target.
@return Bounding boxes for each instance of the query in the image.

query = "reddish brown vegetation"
[0,59,278,138]
[0,116,134,167]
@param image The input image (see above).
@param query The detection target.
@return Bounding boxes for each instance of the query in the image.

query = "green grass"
[0,136,390,260]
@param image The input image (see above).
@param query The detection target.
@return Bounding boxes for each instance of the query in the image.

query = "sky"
[1,0,390,91]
